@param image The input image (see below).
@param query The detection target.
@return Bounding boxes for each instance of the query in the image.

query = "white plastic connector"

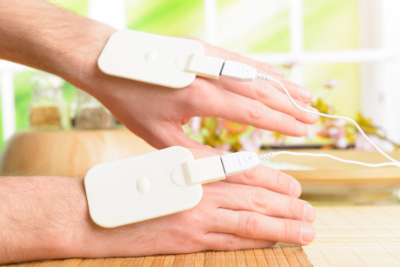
[172,155,226,186]
[220,60,257,82]
[221,152,260,176]
[183,54,224,79]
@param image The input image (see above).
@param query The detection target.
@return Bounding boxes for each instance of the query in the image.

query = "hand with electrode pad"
[0,148,315,264]
[0,0,319,152]
[84,36,319,151]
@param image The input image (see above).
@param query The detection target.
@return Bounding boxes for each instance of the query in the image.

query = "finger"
[219,74,310,103]
[187,80,307,137]
[269,75,313,104]
[203,232,275,251]
[203,182,315,223]
[183,37,285,77]
[185,147,302,198]
[223,164,302,198]
[219,79,319,124]
[210,49,284,77]
[210,209,316,246]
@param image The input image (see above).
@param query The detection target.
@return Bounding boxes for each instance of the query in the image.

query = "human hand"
[82,148,316,257]
[75,30,319,151]
[0,0,318,151]
[0,149,315,264]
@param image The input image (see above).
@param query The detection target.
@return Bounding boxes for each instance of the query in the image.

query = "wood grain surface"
[267,150,400,202]
[0,243,312,267]
[305,205,400,266]
[0,130,156,177]
[273,149,400,180]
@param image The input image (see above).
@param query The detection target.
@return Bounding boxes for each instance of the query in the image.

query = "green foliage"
[46,0,88,16]
[14,72,32,131]
[126,0,204,37]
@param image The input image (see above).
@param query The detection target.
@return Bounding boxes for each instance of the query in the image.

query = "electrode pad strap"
[172,155,226,186]
[85,146,204,228]
[98,30,204,88]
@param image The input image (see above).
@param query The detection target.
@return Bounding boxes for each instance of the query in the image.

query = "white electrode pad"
[85,147,204,228]
[98,30,206,88]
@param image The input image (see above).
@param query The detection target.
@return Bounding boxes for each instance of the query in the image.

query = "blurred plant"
[269,132,286,146]
[310,80,399,151]
[239,129,263,152]
[184,76,399,152]
[353,113,399,152]
[184,117,263,152]
[322,79,341,89]
[184,115,288,152]
[281,61,296,69]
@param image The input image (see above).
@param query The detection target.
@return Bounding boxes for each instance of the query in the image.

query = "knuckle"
[179,210,196,224]
[241,166,260,184]
[227,50,244,62]
[287,199,297,217]
[221,235,242,251]
[276,115,295,131]
[249,101,264,120]
[182,232,202,247]
[271,170,287,191]
[241,214,260,238]
[280,221,293,240]
[179,207,207,226]
[255,60,265,71]
[251,187,267,209]
[188,79,214,102]
[255,80,271,100]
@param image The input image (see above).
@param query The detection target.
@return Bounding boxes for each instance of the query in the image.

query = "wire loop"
[256,74,400,168]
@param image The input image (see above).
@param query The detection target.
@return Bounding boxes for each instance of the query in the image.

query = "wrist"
[0,177,91,263]
[59,22,117,92]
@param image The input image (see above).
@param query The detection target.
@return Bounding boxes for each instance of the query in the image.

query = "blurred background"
[1,0,400,204]
[1,0,400,154]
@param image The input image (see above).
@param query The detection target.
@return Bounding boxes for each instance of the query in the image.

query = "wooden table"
[305,205,400,267]
[0,244,312,267]
[271,150,400,203]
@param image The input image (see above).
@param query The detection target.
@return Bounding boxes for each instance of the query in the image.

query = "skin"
[0,0,319,151]
[0,149,315,264]
[0,0,318,263]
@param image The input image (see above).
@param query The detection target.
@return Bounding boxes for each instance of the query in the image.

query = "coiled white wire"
[256,73,400,168]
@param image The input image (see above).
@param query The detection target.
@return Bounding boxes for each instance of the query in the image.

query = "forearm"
[0,176,88,263]
[0,0,115,88]
[0,176,156,264]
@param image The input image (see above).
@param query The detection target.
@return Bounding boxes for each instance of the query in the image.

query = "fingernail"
[272,67,285,77]
[298,87,313,102]
[301,224,316,243]
[307,106,320,121]
[291,180,302,198]
[296,121,307,134]
[304,205,316,223]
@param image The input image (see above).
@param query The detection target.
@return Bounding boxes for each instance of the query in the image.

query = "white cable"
[255,73,400,168]
[219,60,400,169]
